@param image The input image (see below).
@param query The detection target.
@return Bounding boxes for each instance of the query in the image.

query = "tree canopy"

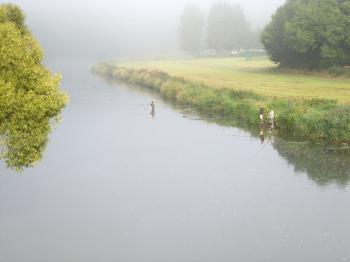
[179,4,205,56]
[262,0,350,69]
[0,4,68,170]
[206,1,251,55]
[0,3,25,29]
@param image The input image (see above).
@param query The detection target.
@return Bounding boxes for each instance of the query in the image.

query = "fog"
[6,0,285,62]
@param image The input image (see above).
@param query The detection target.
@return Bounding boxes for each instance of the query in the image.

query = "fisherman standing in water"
[259,105,264,122]
[150,101,155,118]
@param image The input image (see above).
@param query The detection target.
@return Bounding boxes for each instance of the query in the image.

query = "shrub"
[328,65,347,77]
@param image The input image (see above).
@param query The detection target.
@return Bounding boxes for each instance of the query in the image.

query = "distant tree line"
[262,0,350,69]
[179,1,262,57]
[180,0,350,69]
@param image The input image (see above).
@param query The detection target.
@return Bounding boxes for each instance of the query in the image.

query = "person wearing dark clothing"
[150,101,155,118]
[259,105,264,122]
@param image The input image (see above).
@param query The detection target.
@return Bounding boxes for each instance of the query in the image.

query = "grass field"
[118,57,350,104]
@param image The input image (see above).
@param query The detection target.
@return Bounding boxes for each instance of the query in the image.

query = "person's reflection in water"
[268,109,275,133]
[269,133,275,144]
[150,101,155,119]
[259,126,265,144]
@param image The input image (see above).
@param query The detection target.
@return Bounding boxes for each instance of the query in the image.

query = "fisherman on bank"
[259,105,264,122]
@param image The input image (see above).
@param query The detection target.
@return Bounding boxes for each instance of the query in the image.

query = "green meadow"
[118,57,350,104]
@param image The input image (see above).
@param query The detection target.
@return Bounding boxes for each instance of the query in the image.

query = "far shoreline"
[92,58,350,145]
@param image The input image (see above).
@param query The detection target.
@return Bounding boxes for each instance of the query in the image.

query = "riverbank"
[92,59,350,144]
[114,57,350,103]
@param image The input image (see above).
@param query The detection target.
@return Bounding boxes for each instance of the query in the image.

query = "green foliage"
[206,2,251,54]
[274,140,350,187]
[94,63,350,144]
[327,65,350,76]
[179,4,205,56]
[0,3,26,32]
[262,0,350,69]
[0,4,68,170]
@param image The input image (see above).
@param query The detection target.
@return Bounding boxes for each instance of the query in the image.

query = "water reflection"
[202,114,350,187]
[150,100,155,119]
[259,124,265,144]
[201,113,350,187]
[94,72,350,188]
[273,140,350,187]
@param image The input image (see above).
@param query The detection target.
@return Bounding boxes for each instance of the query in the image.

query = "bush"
[328,65,347,77]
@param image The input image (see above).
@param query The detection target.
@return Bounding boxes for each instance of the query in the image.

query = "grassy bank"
[117,57,350,103]
[93,59,350,144]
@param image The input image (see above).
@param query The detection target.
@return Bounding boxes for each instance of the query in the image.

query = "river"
[1,60,349,262]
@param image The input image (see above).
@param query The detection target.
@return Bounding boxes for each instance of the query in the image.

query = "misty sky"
[4,0,286,61]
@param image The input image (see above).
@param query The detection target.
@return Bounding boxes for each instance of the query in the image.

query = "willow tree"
[0,4,68,170]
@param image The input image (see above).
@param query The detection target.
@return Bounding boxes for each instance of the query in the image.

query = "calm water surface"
[1,60,350,262]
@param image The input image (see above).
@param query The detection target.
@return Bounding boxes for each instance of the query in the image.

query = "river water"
[1,60,350,262]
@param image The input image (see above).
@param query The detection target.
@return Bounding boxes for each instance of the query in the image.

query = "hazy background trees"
[262,0,350,69]
[206,2,251,55]
[179,1,263,57]
[179,4,205,56]
[7,0,285,62]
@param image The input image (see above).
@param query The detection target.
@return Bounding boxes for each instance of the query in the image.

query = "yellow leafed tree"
[0,4,68,170]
